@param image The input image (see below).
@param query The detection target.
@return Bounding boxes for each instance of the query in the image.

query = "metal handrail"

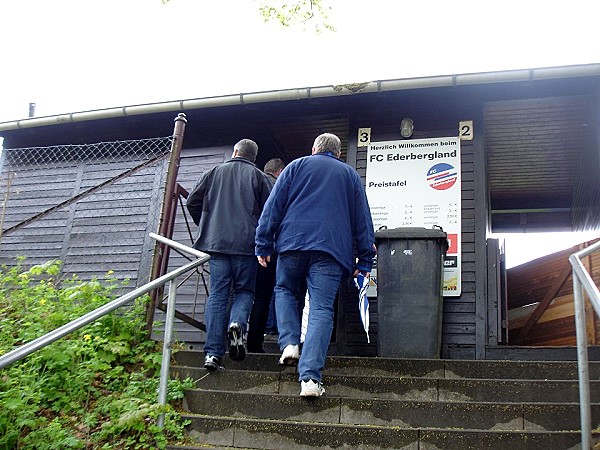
[0,233,210,429]
[569,239,600,449]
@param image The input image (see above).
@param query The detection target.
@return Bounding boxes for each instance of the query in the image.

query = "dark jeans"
[247,260,276,352]
[265,294,278,333]
[204,253,257,358]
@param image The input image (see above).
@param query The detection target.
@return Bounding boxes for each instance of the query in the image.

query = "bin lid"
[375,226,447,240]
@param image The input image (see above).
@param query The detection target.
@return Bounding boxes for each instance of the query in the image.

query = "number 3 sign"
[357,128,371,147]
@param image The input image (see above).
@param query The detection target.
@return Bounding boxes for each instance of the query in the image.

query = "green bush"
[0,260,194,449]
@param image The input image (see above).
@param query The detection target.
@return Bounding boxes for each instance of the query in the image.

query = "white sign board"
[366,137,462,296]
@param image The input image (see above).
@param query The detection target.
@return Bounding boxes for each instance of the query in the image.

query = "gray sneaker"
[300,379,325,397]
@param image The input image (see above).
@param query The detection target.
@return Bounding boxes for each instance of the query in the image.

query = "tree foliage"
[161,0,336,33]
[257,0,335,33]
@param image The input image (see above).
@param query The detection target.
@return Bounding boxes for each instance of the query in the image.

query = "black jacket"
[187,157,272,255]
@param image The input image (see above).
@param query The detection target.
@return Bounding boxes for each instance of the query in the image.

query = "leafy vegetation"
[257,0,335,33]
[161,0,336,33]
[0,259,194,449]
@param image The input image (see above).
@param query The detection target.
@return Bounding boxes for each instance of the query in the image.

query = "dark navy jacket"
[187,157,271,255]
[255,152,375,277]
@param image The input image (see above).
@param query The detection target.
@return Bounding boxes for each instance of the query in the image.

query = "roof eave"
[2,63,599,133]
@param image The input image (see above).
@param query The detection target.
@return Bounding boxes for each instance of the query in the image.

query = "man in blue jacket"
[255,133,375,397]
[187,139,272,370]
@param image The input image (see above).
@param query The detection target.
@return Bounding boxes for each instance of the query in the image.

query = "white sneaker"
[300,379,325,397]
[278,344,300,365]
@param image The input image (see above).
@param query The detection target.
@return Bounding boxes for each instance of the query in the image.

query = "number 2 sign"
[459,120,473,141]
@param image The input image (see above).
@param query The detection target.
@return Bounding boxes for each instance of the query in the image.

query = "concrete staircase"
[167,351,600,449]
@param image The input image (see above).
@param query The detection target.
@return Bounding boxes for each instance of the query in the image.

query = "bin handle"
[432,225,450,253]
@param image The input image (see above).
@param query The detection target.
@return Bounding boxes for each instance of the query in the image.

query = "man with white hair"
[255,133,375,397]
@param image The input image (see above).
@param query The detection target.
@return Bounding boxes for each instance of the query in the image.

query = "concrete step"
[182,388,600,432]
[172,366,600,403]
[169,351,600,449]
[173,350,600,380]
[169,415,598,450]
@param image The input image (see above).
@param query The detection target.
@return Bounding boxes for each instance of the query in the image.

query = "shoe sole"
[228,326,246,361]
[300,390,324,397]
[279,356,299,365]
[204,362,218,370]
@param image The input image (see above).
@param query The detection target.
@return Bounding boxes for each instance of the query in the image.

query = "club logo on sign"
[427,163,458,190]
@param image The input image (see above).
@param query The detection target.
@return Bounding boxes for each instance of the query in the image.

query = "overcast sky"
[1,0,598,263]
[1,0,599,122]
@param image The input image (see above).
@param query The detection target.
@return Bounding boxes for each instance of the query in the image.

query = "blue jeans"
[275,250,343,383]
[204,253,257,358]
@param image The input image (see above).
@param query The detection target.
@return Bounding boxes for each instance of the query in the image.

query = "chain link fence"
[0,137,172,289]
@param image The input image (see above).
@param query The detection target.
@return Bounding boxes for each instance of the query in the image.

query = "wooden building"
[1,63,599,360]
[508,238,600,347]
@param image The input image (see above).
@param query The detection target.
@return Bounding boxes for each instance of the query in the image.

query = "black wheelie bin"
[375,226,448,358]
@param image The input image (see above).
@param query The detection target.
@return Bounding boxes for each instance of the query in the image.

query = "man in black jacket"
[187,139,272,369]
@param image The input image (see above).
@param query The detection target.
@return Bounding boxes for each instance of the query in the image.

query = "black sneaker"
[227,322,246,361]
[204,354,222,370]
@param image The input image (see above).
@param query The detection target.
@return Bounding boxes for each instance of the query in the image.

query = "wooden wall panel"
[62,163,163,284]
[507,239,600,346]
[0,151,166,290]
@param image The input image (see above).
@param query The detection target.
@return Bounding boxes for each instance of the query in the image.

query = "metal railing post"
[569,239,600,449]
[573,274,591,449]
[147,113,188,331]
[157,278,178,428]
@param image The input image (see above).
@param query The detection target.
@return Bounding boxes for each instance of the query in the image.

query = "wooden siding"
[1,70,597,362]
[0,152,166,288]
[0,126,483,360]
[507,239,600,346]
